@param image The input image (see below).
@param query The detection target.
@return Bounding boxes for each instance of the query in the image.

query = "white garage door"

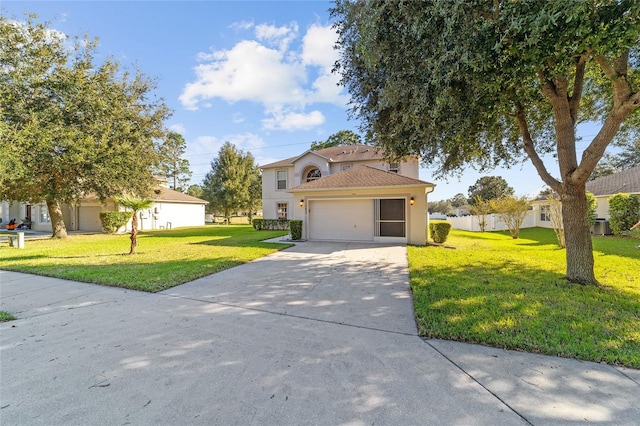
[78,207,103,232]
[309,199,374,241]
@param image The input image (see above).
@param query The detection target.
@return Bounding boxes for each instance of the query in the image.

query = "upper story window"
[341,164,352,171]
[389,163,399,173]
[276,170,287,190]
[306,168,321,182]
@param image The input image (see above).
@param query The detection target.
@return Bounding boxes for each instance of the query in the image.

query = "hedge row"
[252,218,290,231]
[99,211,132,234]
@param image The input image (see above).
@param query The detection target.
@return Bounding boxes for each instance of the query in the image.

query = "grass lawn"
[0,311,16,322]
[409,227,640,368]
[0,225,290,292]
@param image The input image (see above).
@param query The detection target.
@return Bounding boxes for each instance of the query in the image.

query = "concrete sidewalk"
[1,241,638,425]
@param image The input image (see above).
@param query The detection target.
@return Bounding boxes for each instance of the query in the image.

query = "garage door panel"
[309,200,374,241]
[79,207,103,232]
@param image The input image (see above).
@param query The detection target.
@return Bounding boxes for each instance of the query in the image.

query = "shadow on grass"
[1,257,246,293]
[410,245,640,368]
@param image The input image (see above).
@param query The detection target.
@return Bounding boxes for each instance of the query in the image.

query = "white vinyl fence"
[447,206,556,232]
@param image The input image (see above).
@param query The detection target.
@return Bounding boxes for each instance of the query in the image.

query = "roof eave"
[288,183,435,193]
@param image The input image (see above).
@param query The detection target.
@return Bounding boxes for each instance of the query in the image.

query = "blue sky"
[2,1,603,200]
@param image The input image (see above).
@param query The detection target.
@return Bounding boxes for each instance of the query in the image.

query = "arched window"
[306,168,321,182]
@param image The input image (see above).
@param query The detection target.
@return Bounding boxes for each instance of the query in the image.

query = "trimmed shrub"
[608,193,640,235]
[100,211,132,234]
[289,220,302,240]
[429,222,451,243]
[252,218,290,231]
[489,195,531,239]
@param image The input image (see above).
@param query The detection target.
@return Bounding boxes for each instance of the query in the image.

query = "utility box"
[592,219,612,235]
[8,232,25,248]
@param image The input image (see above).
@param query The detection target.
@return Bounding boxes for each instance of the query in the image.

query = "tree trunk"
[129,211,139,255]
[47,200,68,239]
[561,183,597,285]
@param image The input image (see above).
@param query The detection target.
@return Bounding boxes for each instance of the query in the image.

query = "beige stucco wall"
[290,186,431,245]
[261,167,295,219]
[261,155,421,220]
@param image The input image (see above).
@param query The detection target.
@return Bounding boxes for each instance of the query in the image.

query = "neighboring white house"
[1,186,208,233]
[586,166,640,219]
[260,144,435,245]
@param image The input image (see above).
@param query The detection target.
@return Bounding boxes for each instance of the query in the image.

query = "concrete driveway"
[1,241,638,425]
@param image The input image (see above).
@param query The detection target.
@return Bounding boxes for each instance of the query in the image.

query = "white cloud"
[262,109,325,131]
[180,40,305,110]
[180,22,346,131]
[230,20,254,32]
[255,22,298,52]
[169,123,187,134]
[232,113,245,124]
[301,23,337,69]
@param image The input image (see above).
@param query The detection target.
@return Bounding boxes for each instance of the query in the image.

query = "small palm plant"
[115,195,153,254]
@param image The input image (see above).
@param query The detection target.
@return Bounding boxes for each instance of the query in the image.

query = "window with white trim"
[305,168,321,182]
[277,203,288,219]
[276,170,287,190]
[39,205,51,223]
[388,163,399,173]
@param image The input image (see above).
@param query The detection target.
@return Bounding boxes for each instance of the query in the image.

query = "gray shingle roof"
[288,165,433,192]
[586,166,640,196]
[152,187,208,204]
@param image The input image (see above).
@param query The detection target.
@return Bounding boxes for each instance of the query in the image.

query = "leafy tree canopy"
[156,131,192,192]
[0,15,170,238]
[311,129,363,150]
[427,200,453,215]
[186,184,204,199]
[202,142,261,218]
[468,176,515,205]
[332,0,640,284]
[449,193,469,208]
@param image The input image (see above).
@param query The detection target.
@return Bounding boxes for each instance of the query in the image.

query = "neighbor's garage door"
[78,206,103,232]
[309,199,374,241]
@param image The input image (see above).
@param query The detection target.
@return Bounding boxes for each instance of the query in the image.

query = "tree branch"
[575,51,638,184]
[515,106,561,191]
[594,54,616,79]
[568,55,587,122]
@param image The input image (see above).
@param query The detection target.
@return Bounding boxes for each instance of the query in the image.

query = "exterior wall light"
[410,196,415,206]
[299,199,304,207]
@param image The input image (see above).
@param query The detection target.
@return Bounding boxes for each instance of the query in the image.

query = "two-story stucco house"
[261,145,435,245]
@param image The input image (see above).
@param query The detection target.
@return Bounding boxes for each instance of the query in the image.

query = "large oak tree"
[0,15,170,238]
[332,0,640,284]
[202,142,261,220]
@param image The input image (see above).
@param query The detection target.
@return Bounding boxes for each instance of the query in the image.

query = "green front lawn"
[409,227,640,368]
[0,226,290,292]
